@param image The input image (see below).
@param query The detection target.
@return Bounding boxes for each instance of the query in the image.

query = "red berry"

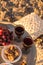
[0,29,3,35]
[2,35,6,39]
[6,43,10,45]
[2,42,6,46]
[0,39,2,42]
[2,42,10,46]
[0,43,3,46]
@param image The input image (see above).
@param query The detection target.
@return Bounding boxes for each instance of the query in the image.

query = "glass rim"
[15,25,24,29]
[23,36,34,47]
[15,25,25,34]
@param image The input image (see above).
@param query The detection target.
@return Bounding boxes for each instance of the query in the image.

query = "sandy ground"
[0,0,43,22]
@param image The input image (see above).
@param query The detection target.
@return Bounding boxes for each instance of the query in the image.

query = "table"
[0,13,43,65]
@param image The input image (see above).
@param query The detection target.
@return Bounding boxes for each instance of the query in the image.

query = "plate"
[0,23,37,65]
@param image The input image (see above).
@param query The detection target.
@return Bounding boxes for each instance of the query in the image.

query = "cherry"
[2,35,6,39]
[6,42,10,45]
[0,37,4,42]
[0,43,3,46]
[2,42,10,46]
[2,42,6,46]
[0,29,3,36]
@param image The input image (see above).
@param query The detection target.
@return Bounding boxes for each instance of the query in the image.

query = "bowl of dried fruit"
[1,45,22,63]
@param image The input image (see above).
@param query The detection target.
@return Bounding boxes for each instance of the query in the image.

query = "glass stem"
[18,35,21,39]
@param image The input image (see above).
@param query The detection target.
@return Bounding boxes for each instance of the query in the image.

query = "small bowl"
[1,45,22,63]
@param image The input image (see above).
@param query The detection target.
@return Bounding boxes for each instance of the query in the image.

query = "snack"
[4,45,19,61]
[1,45,22,63]
[21,60,27,65]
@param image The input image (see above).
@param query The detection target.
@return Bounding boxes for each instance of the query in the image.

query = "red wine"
[15,26,24,36]
[23,37,33,47]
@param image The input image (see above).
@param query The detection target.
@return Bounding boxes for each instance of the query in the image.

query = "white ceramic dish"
[0,63,12,65]
[1,45,22,63]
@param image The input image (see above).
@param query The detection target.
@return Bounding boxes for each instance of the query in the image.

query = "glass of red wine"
[15,25,24,42]
[22,37,33,54]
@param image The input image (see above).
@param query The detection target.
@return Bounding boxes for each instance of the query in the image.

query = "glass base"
[14,36,22,42]
[22,47,30,54]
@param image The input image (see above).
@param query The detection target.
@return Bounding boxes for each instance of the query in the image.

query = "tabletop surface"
[0,13,43,65]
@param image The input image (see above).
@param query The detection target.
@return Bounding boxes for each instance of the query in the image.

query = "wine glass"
[22,37,33,54]
[15,25,24,42]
